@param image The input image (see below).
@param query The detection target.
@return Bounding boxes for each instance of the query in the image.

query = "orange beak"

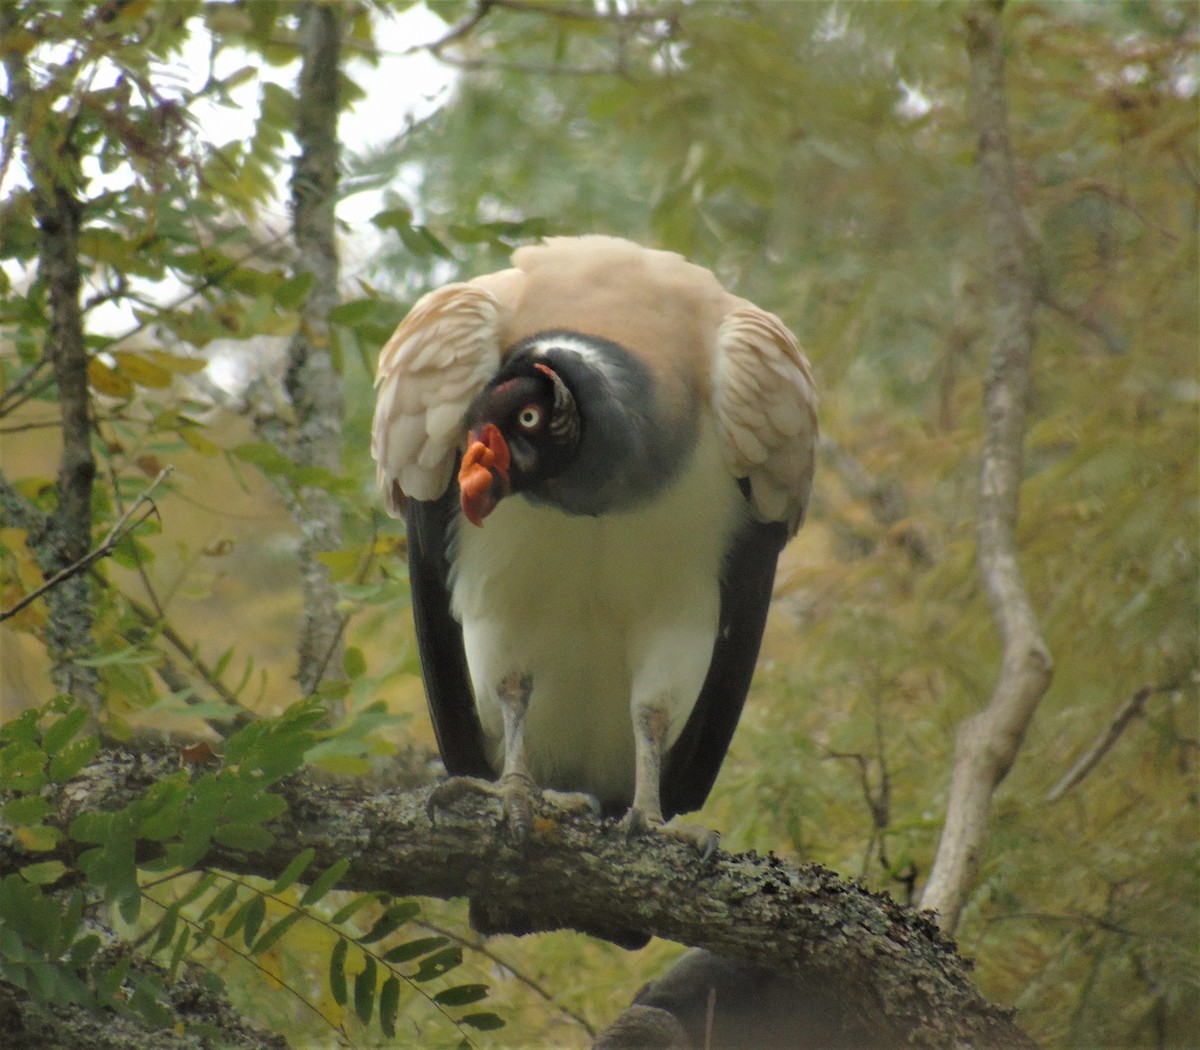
[459,423,511,527]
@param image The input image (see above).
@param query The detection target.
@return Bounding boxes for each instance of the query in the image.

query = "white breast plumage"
[449,420,744,807]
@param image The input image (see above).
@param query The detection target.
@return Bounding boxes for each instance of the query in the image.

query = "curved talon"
[620,806,720,860]
[543,788,602,819]
[425,773,602,848]
[497,771,538,846]
[427,775,498,824]
[423,773,542,847]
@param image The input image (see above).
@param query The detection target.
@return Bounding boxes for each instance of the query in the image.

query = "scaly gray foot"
[620,806,720,861]
[428,773,599,846]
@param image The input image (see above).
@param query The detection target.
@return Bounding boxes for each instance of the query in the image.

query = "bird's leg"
[492,670,598,822]
[491,670,539,841]
[428,673,595,845]
[621,700,720,858]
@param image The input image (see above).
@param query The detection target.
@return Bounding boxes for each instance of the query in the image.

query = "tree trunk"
[2,12,99,710]
[920,0,1054,933]
[284,1,346,698]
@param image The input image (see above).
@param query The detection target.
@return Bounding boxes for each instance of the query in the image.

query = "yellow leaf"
[15,824,61,852]
[316,548,362,582]
[141,349,208,375]
[111,351,174,389]
[88,358,134,399]
[180,428,220,456]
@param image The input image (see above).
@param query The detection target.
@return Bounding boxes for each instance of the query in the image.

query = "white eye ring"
[517,405,541,430]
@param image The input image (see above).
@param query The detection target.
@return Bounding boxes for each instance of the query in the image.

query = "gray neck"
[516,332,697,517]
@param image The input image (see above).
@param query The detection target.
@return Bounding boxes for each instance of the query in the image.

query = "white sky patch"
[895,79,933,120]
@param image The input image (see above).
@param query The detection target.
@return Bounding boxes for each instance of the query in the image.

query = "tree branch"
[1045,681,1188,802]
[11,743,1037,1049]
[0,468,171,624]
[920,0,1054,933]
[0,470,48,533]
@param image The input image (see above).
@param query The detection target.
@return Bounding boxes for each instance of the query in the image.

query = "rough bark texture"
[6,743,1037,1050]
[2,19,100,708]
[283,1,346,697]
[920,0,1053,932]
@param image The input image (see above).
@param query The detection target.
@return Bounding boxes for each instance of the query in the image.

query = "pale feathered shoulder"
[372,270,521,513]
[712,302,818,534]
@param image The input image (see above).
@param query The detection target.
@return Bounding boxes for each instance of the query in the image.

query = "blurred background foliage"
[1,0,1196,1046]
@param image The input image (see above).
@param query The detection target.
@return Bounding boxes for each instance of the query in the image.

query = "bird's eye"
[517,405,542,430]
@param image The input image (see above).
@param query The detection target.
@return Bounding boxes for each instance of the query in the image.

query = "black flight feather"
[403,482,491,779]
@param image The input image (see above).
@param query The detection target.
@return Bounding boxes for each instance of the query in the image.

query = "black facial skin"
[463,366,579,495]
[465,331,696,517]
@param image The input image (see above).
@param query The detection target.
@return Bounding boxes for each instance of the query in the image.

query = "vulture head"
[459,349,581,526]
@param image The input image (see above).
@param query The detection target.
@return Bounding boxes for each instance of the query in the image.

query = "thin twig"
[489,0,679,24]
[0,467,172,622]
[104,582,254,732]
[416,918,597,1037]
[416,0,494,56]
[433,53,627,76]
[305,511,382,699]
[1046,681,1187,802]
[0,354,51,415]
[0,471,47,533]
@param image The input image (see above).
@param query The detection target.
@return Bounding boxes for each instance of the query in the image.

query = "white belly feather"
[449,421,744,806]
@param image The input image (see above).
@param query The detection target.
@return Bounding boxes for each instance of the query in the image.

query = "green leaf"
[328,299,377,325]
[413,946,462,982]
[353,953,377,1024]
[75,645,159,667]
[460,1012,506,1031]
[48,736,98,782]
[379,975,400,1039]
[433,983,489,1007]
[272,848,316,894]
[299,858,349,906]
[168,927,191,982]
[343,646,367,679]
[382,935,447,965]
[176,872,218,911]
[222,789,287,826]
[213,822,275,852]
[18,860,67,885]
[137,804,182,843]
[329,891,382,927]
[250,909,303,956]
[273,271,314,308]
[3,796,50,824]
[68,810,112,844]
[198,880,239,923]
[223,894,264,944]
[151,906,178,955]
[241,894,266,949]
[68,933,102,968]
[359,900,420,944]
[41,705,88,754]
[329,937,349,1006]
[231,441,295,475]
[370,206,413,232]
